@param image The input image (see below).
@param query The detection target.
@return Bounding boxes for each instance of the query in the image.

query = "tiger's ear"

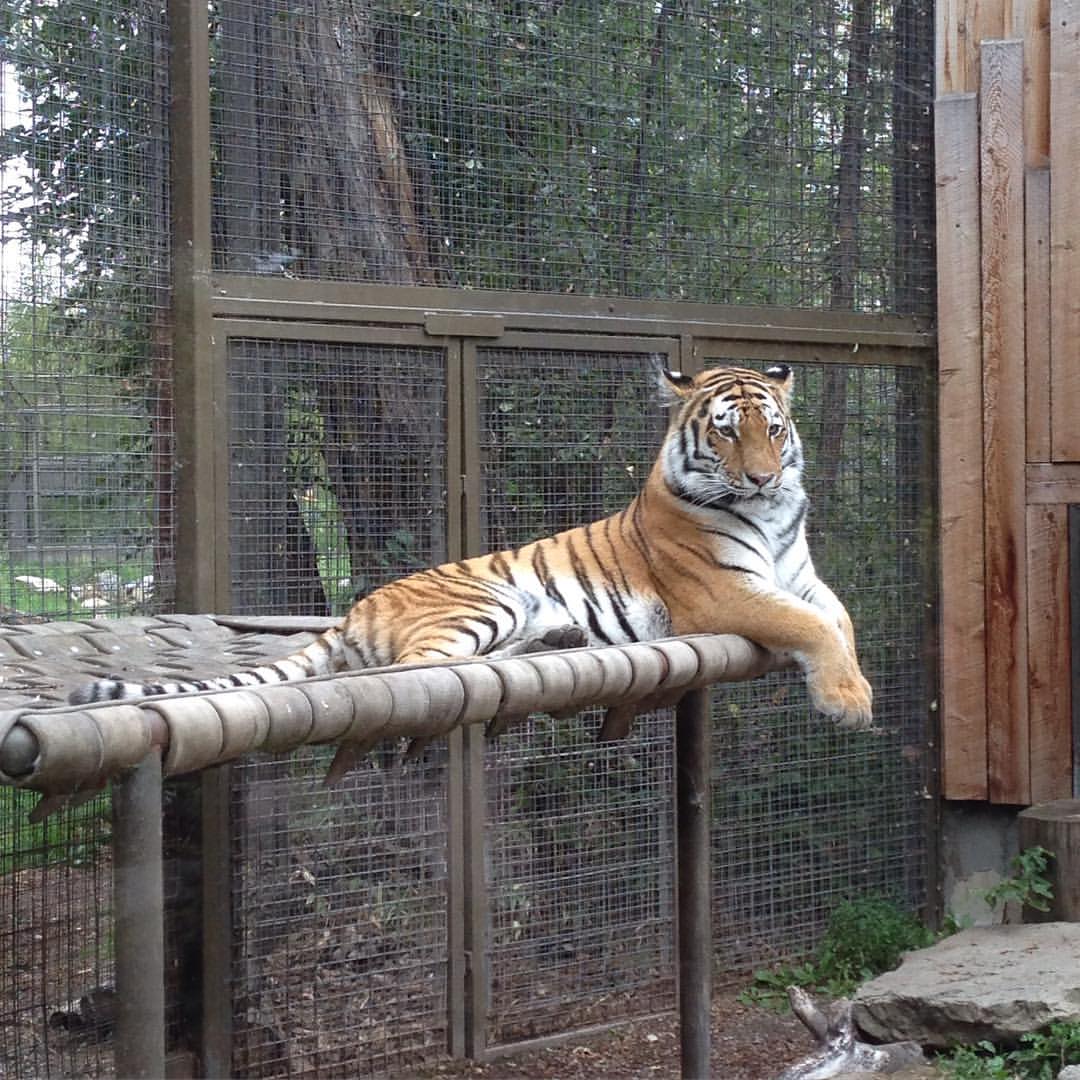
[657,366,696,400]
[764,363,794,398]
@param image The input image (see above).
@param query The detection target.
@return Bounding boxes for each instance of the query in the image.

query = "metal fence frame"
[0,0,938,1073]
[166,307,934,1073]
[169,22,937,1049]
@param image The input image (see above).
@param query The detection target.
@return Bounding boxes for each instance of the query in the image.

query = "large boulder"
[853,923,1080,1048]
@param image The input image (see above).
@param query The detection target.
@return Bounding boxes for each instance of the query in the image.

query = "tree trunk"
[818,0,873,518]
[1018,800,1080,922]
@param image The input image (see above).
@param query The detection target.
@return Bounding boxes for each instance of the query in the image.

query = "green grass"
[0,787,112,875]
[739,896,938,1009]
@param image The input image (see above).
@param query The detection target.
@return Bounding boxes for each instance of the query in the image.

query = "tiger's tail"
[67,626,350,705]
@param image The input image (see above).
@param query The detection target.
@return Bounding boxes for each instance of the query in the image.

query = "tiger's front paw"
[807,665,874,731]
[519,625,589,654]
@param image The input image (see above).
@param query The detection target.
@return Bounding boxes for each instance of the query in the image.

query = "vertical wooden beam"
[1050,0,1080,461]
[937,94,989,800]
[981,40,1029,804]
[676,688,712,1080]
[1025,168,1052,461]
[171,0,226,612]
[938,0,1008,93]
[1014,0,1051,166]
[1027,505,1073,801]
[112,752,166,1079]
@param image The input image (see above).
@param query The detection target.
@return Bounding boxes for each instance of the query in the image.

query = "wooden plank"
[1026,169,1052,460]
[936,94,988,800]
[1050,0,1080,460]
[1026,505,1073,802]
[1014,0,1052,165]
[1027,462,1080,502]
[980,40,1030,804]
[938,0,1009,92]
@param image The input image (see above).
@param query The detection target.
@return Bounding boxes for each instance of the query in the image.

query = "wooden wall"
[936,0,1077,802]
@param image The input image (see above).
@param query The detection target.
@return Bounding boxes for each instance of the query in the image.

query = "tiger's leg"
[689,590,873,729]
[395,624,588,665]
[507,625,589,655]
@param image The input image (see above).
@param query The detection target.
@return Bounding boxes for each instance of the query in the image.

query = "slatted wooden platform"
[0,616,778,811]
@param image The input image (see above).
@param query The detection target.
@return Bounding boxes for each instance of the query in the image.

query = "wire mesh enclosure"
[209,0,934,316]
[469,351,932,1045]
[225,336,453,1075]
[229,750,450,1076]
[707,362,931,967]
[0,794,115,1078]
[227,336,449,616]
[0,0,174,622]
[1,0,937,1071]
[476,348,677,1042]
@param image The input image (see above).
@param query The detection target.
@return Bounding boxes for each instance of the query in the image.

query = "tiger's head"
[658,363,800,508]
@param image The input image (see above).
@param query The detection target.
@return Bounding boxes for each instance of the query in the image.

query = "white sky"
[1,61,29,299]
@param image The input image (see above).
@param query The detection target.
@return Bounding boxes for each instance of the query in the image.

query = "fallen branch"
[777,987,925,1079]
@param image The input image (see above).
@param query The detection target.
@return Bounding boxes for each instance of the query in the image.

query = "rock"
[853,923,1080,1048]
[1058,1068,1080,1080]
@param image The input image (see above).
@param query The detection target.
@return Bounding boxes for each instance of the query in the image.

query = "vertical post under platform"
[676,687,712,1079]
[112,750,166,1079]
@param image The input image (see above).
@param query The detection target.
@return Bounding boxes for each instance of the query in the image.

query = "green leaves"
[740,895,937,1009]
[983,846,1056,916]
[938,1022,1080,1080]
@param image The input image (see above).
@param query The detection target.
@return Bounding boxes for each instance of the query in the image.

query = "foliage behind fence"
[0,0,933,1073]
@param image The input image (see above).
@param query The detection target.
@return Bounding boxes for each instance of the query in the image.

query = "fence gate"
[147,294,936,1074]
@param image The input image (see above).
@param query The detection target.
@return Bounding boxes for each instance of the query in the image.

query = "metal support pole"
[112,750,166,1079]
[676,688,712,1080]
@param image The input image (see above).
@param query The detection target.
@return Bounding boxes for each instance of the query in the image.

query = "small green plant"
[984,846,1055,916]
[1010,1020,1080,1077]
[938,1021,1080,1079]
[938,1041,1013,1080]
[740,896,937,1009]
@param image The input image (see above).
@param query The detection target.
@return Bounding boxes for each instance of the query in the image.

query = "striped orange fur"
[71,365,872,729]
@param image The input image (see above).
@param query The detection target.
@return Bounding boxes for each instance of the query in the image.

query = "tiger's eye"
[716,424,736,439]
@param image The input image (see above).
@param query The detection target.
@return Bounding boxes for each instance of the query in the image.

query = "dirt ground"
[414,991,815,1079]
[412,991,950,1080]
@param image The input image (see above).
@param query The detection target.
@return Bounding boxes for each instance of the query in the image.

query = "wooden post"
[112,752,166,1079]
[1025,169,1052,462]
[1050,0,1080,461]
[1018,800,1080,920]
[676,688,712,1080]
[981,40,1030,804]
[937,93,989,800]
[1026,505,1073,802]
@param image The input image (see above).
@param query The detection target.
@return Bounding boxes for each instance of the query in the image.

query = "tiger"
[70,363,872,730]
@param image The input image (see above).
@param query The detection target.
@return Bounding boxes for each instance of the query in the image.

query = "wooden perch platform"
[0,614,780,811]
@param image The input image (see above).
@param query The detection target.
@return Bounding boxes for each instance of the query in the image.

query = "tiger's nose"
[747,471,776,488]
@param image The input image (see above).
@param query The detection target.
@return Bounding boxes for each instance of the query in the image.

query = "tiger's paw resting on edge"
[805,660,874,731]
[69,363,873,740]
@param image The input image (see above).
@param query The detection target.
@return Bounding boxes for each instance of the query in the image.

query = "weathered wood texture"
[936,93,988,800]
[1015,0,1051,165]
[1025,169,1051,460]
[938,0,1008,92]
[1026,505,1073,802]
[1050,0,1080,461]
[980,40,1029,804]
[1027,463,1080,502]
[937,8,1078,800]
[1018,800,1080,919]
